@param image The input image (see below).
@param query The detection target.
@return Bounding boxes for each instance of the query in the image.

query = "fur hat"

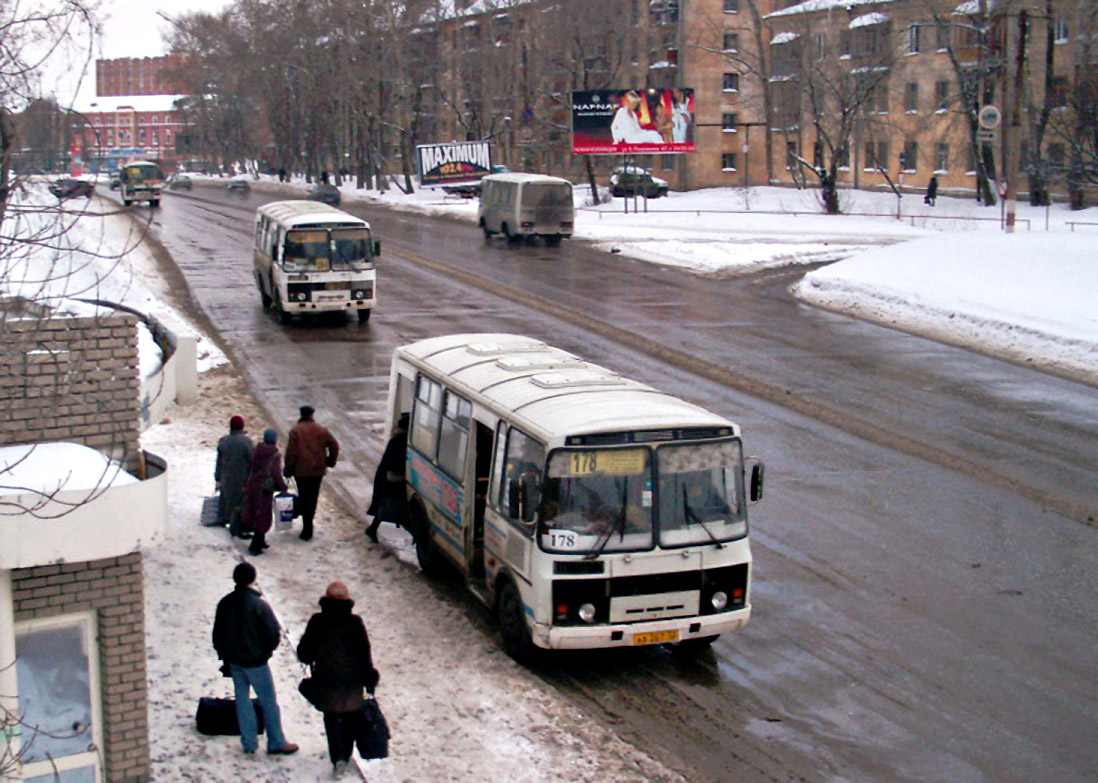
[300,405,315,419]
[229,415,245,431]
[233,562,256,586]
[324,580,350,600]
[263,428,278,443]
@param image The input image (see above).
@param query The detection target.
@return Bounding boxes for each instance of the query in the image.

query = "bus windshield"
[283,228,372,272]
[657,440,746,547]
[125,165,163,183]
[541,448,653,555]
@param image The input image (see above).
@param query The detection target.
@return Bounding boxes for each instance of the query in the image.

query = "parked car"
[49,177,95,200]
[609,166,669,198]
[226,175,250,192]
[167,173,193,190]
[305,183,341,206]
[108,171,122,190]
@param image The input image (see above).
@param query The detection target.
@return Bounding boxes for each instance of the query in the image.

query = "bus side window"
[503,428,544,529]
[410,375,443,460]
[490,421,508,510]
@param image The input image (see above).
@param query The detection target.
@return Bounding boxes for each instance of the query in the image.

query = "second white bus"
[253,200,380,324]
[382,333,765,661]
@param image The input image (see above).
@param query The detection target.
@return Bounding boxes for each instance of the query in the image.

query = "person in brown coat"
[296,580,379,779]
[284,405,340,542]
[241,428,290,555]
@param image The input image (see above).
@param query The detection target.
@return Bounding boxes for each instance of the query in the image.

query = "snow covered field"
[7,175,1097,781]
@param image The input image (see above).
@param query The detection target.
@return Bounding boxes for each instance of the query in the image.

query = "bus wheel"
[274,293,291,325]
[673,635,720,655]
[411,504,443,577]
[499,581,536,664]
[356,309,371,324]
[257,274,272,309]
[545,234,562,247]
[122,199,132,206]
[502,223,517,243]
[150,199,160,208]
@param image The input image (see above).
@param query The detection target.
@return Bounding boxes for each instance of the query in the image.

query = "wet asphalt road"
[130,183,1098,783]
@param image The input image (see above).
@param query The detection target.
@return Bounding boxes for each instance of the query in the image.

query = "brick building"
[0,307,167,783]
[96,55,186,98]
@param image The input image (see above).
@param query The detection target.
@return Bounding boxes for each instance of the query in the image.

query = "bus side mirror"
[745,457,765,503]
[372,240,381,257]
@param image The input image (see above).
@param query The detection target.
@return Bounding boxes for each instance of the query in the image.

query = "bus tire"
[274,293,291,325]
[502,223,517,243]
[411,503,443,578]
[480,220,492,239]
[356,309,371,324]
[499,580,537,664]
[545,234,562,247]
[150,199,160,208]
[122,199,132,206]
[673,635,720,655]
[257,274,272,309]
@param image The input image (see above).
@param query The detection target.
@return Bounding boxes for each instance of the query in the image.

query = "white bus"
[384,333,764,661]
[253,200,380,324]
[477,173,573,245]
[119,160,165,207]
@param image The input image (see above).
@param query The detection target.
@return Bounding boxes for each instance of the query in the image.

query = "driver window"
[502,428,545,530]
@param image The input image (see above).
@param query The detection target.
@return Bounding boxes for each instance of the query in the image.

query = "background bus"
[384,333,765,661]
[253,200,380,325]
[119,160,164,207]
[477,173,573,245]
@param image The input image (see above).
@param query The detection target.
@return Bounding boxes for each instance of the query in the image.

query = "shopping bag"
[355,696,390,760]
[275,492,296,531]
[195,696,266,736]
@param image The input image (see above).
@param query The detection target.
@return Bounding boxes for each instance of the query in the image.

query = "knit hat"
[324,580,350,600]
[233,562,256,586]
[263,428,277,443]
[300,405,315,419]
[229,415,245,431]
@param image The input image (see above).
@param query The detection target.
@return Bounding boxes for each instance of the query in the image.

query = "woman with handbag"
[240,428,290,555]
[296,580,382,780]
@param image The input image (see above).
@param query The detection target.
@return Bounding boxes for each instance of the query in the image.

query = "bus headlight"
[295,292,308,302]
[710,591,728,611]
[577,603,597,623]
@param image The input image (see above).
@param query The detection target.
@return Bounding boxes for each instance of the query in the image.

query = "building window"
[903,140,918,171]
[935,22,950,50]
[904,82,919,112]
[786,141,798,170]
[152,116,159,125]
[723,0,738,12]
[865,141,889,170]
[1050,76,1069,107]
[139,129,146,144]
[935,80,950,112]
[722,152,738,170]
[1053,16,1068,43]
[723,72,740,91]
[935,142,949,172]
[839,30,851,56]
[814,32,825,61]
[15,614,102,783]
[723,32,739,51]
[905,23,921,54]
[166,130,172,144]
[722,112,739,131]
[153,132,159,146]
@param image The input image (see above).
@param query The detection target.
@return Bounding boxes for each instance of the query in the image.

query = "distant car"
[305,183,341,206]
[168,173,193,191]
[609,166,669,199]
[49,177,95,200]
[226,175,250,192]
[108,171,122,190]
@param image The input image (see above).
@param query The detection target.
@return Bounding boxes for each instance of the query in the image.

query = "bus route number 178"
[546,531,578,549]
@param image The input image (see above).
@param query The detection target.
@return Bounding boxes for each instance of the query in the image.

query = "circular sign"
[998,180,1009,197]
[979,105,1001,130]
[741,144,749,154]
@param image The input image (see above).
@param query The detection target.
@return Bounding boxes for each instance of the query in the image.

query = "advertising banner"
[572,88,695,155]
[416,140,493,186]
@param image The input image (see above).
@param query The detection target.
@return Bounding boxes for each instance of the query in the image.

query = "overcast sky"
[40,0,232,104]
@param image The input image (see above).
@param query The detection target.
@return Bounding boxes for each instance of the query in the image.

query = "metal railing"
[578,206,1031,230]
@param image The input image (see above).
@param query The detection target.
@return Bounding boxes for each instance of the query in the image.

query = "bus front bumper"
[535,606,750,650]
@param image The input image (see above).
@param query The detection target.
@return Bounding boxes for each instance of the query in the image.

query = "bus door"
[468,420,494,585]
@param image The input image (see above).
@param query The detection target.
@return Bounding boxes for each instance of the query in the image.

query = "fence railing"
[578,207,1031,230]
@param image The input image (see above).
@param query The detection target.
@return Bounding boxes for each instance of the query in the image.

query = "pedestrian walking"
[215,414,254,533]
[212,562,299,757]
[296,580,380,780]
[365,413,409,542]
[925,175,939,207]
[284,406,340,542]
[240,429,289,555]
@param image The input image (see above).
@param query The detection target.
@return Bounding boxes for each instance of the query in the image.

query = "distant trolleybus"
[253,200,380,324]
[384,333,765,661]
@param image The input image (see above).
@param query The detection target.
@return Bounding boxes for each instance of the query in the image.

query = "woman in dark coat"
[297,580,380,779]
[240,428,289,555]
[365,412,409,542]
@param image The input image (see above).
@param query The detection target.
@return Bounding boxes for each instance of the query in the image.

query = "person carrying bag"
[296,580,385,779]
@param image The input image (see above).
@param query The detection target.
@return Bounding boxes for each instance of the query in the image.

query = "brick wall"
[13,553,150,783]
[0,312,140,470]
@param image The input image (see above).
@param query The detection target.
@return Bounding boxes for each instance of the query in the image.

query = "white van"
[478,173,574,245]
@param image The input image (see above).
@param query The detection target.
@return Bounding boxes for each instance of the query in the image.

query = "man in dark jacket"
[212,562,299,756]
[284,405,340,542]
[215,414,254,532]
[297,580,379,779]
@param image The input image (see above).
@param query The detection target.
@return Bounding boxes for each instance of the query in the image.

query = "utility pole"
[1004,8,1028,233]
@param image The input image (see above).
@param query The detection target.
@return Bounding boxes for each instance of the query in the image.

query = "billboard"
[572,88,695,155]
[416,140,493,186]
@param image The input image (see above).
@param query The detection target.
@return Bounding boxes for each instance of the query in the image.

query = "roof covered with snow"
[850,12,889,27]
[74,94,188,114]
[766,0,893,19]
[0,442,136,498]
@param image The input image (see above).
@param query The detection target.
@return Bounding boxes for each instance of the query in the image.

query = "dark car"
[167,173,193,190]
[49,177,95,200]
[305,183,341,206]
[108,171,122,190]
[226,175,251,192]
[609,166,669,199]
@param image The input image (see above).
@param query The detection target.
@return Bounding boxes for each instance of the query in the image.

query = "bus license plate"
[314,292,345,302]
[633,630,679,646]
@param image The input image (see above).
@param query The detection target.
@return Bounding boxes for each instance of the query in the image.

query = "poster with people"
[572,88,695,155]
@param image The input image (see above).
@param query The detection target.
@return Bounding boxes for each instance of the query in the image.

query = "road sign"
[979,105,1001,130]
[976,129,995,144]
[998,180,1009,198]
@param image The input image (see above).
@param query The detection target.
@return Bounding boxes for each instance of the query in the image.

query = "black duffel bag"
[196,696,266,736]
[356,696,390,760]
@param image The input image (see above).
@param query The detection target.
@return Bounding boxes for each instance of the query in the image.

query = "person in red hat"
[215,414,254,532]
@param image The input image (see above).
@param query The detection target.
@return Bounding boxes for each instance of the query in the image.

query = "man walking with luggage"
[215,414,253,533]
[284,405,340,542]
[212,562,299,757]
